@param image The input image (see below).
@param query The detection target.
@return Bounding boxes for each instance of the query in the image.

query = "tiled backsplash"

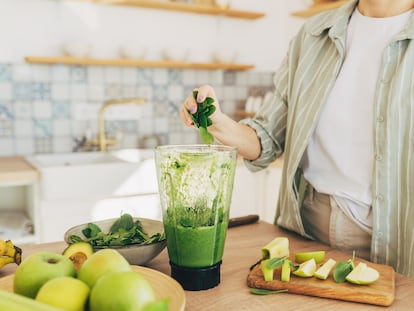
[0,63,273,156]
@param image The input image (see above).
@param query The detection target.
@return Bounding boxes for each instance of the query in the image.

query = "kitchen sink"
[25,150,158,201]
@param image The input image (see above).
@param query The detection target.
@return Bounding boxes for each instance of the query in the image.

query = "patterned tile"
[52,101,71,119]
[13,82,33,100]
[71,66,88,83]
[0,64,12,82]
[32,83,52,100]
[0,82,12,100]
[13,101,32,119]
[34,120,52,138]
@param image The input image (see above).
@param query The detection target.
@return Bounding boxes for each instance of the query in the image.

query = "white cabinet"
[0,158,40,245]
[230,160,283,224]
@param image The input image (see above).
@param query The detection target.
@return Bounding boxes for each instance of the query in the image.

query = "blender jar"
[155,145,237,290]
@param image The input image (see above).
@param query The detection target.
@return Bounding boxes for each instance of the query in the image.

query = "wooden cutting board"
[247,252,395,306]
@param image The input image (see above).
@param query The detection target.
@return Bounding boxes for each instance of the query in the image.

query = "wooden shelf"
[292,0,348,18]
[79,0,265,19]
[24,56,255,70]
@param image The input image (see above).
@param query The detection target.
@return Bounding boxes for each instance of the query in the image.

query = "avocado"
[63,242,94,273]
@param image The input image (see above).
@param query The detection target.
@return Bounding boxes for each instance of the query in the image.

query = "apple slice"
[345,262,380,285]
[314,258,336,280]
[292,258,316,277]
[281,259,292,282]
[295,251,325,264]
[261,259,274,282]
[262,237,289,259]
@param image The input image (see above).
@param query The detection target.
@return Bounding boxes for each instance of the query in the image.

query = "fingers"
[179,105,194,127]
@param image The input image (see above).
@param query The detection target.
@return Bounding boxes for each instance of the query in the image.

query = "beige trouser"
[300,184,372,260]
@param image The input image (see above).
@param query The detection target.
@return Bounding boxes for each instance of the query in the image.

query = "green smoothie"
[164,217,228,267]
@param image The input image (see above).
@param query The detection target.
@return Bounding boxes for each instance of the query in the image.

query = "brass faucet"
[85,98,146,152]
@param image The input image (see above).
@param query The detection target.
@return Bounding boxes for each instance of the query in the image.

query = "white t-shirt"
[301,8,412,233]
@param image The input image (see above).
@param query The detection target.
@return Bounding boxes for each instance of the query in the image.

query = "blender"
[155,145,237,290]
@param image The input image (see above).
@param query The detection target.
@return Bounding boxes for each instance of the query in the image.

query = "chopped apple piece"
[292,258,316,277]
[295,251,326,264]
[261,259,274,282]
[314,258,336,280]
[281,259,292,282]
[345,262,380,285]
[262,237,289,259]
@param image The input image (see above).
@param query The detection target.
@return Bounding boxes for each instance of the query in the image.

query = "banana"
[0,256,15,269]
[0,239,22,266]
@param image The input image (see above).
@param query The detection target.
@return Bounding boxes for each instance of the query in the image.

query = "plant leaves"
[189,90,215,144]
[249,288,288,295]
[267,256,288,270]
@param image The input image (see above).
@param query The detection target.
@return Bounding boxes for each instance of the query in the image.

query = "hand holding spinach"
[188,90,216,144]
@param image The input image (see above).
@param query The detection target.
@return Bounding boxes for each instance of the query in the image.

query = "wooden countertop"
[1,221,413,310]
[0,157,39,185]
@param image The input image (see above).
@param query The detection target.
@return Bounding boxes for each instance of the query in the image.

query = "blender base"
[170,261,222,291]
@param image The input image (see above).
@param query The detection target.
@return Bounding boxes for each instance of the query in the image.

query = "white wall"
[0,0,306,71]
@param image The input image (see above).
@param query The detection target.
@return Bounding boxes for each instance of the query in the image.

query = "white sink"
[26,150,158,201]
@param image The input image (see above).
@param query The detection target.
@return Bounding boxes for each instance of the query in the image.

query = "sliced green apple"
[292,258,316,277]
[281,259,292,282]
[345,262,379,285]
[294,251,325,264]
[262,237,289,259]
[261,259,274,282]
[314,258,336,280]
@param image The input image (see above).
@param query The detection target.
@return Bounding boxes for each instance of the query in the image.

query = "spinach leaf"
[249,288,288,295]
[333,251,356,283]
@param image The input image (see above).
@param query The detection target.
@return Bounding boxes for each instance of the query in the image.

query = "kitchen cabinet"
[78,0,265,20]
[0,158,40,245]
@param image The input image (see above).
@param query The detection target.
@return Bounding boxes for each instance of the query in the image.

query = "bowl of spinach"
[64,214,166,265]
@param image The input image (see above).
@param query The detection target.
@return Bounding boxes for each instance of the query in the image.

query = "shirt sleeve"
[239,55,290,172]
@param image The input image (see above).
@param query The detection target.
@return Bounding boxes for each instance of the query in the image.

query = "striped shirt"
[241,0,414,278]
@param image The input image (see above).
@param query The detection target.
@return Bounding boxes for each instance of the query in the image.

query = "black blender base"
[170,261,222,291]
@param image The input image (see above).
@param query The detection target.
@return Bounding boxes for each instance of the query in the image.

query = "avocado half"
[63,242,94,273]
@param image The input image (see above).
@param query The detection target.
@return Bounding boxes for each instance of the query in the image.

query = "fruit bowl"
[64,218,166,266]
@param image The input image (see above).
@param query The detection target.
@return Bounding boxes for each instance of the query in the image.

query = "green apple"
[77,249,132,288]
[14,252,76,298]
[89,271,156,311]
[262,237,289,259]
[314,258,337,280]
[292,258,316,277]
[294,250,326,264]
[345,262,380,285]
[36,276,90,311]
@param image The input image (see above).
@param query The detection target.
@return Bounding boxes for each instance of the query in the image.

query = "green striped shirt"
[241,0,414,277]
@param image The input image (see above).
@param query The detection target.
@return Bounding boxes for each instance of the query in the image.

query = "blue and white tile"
[71,66,87,83]
[122,85,137,98]
[139,101,153,118]
[137,117,154,135]
[13,101,32,119]
[15,138,34,155]
[34,120,52,138]
[87,84,105,101]
[168,69,182,84]
[181,69,197,86]
[33,100,52,119]
[137,69,153,85]
[152,85,167,102]
[121,68,138,84]
[154,116,169,134]
[105,84,123,99]
[167,84,184,101]
[209,70,224,85]
[52,101,71,119]
[12,64,32,82]
[70,84,88,101]
[51,83,70,101]
[52,65,70,82]
[153,101,168,116]
[32,83,52,100]
[14,120,33,138]
[0,82,12,100]
[0,64,11,82]
[152,69,168,85]
[0,138,14,156]
[34,138,53,153]
[0,100,13,120]
[235,71,249,85]
[104,67,122,84]
[0,119,13,137]
[53,119,71,136]
[31,65,51,82]
[136,85,153,101]
[13,82,33,100]
[72,102,100,120]
[88,66,105,84]
[194,70,210,85]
